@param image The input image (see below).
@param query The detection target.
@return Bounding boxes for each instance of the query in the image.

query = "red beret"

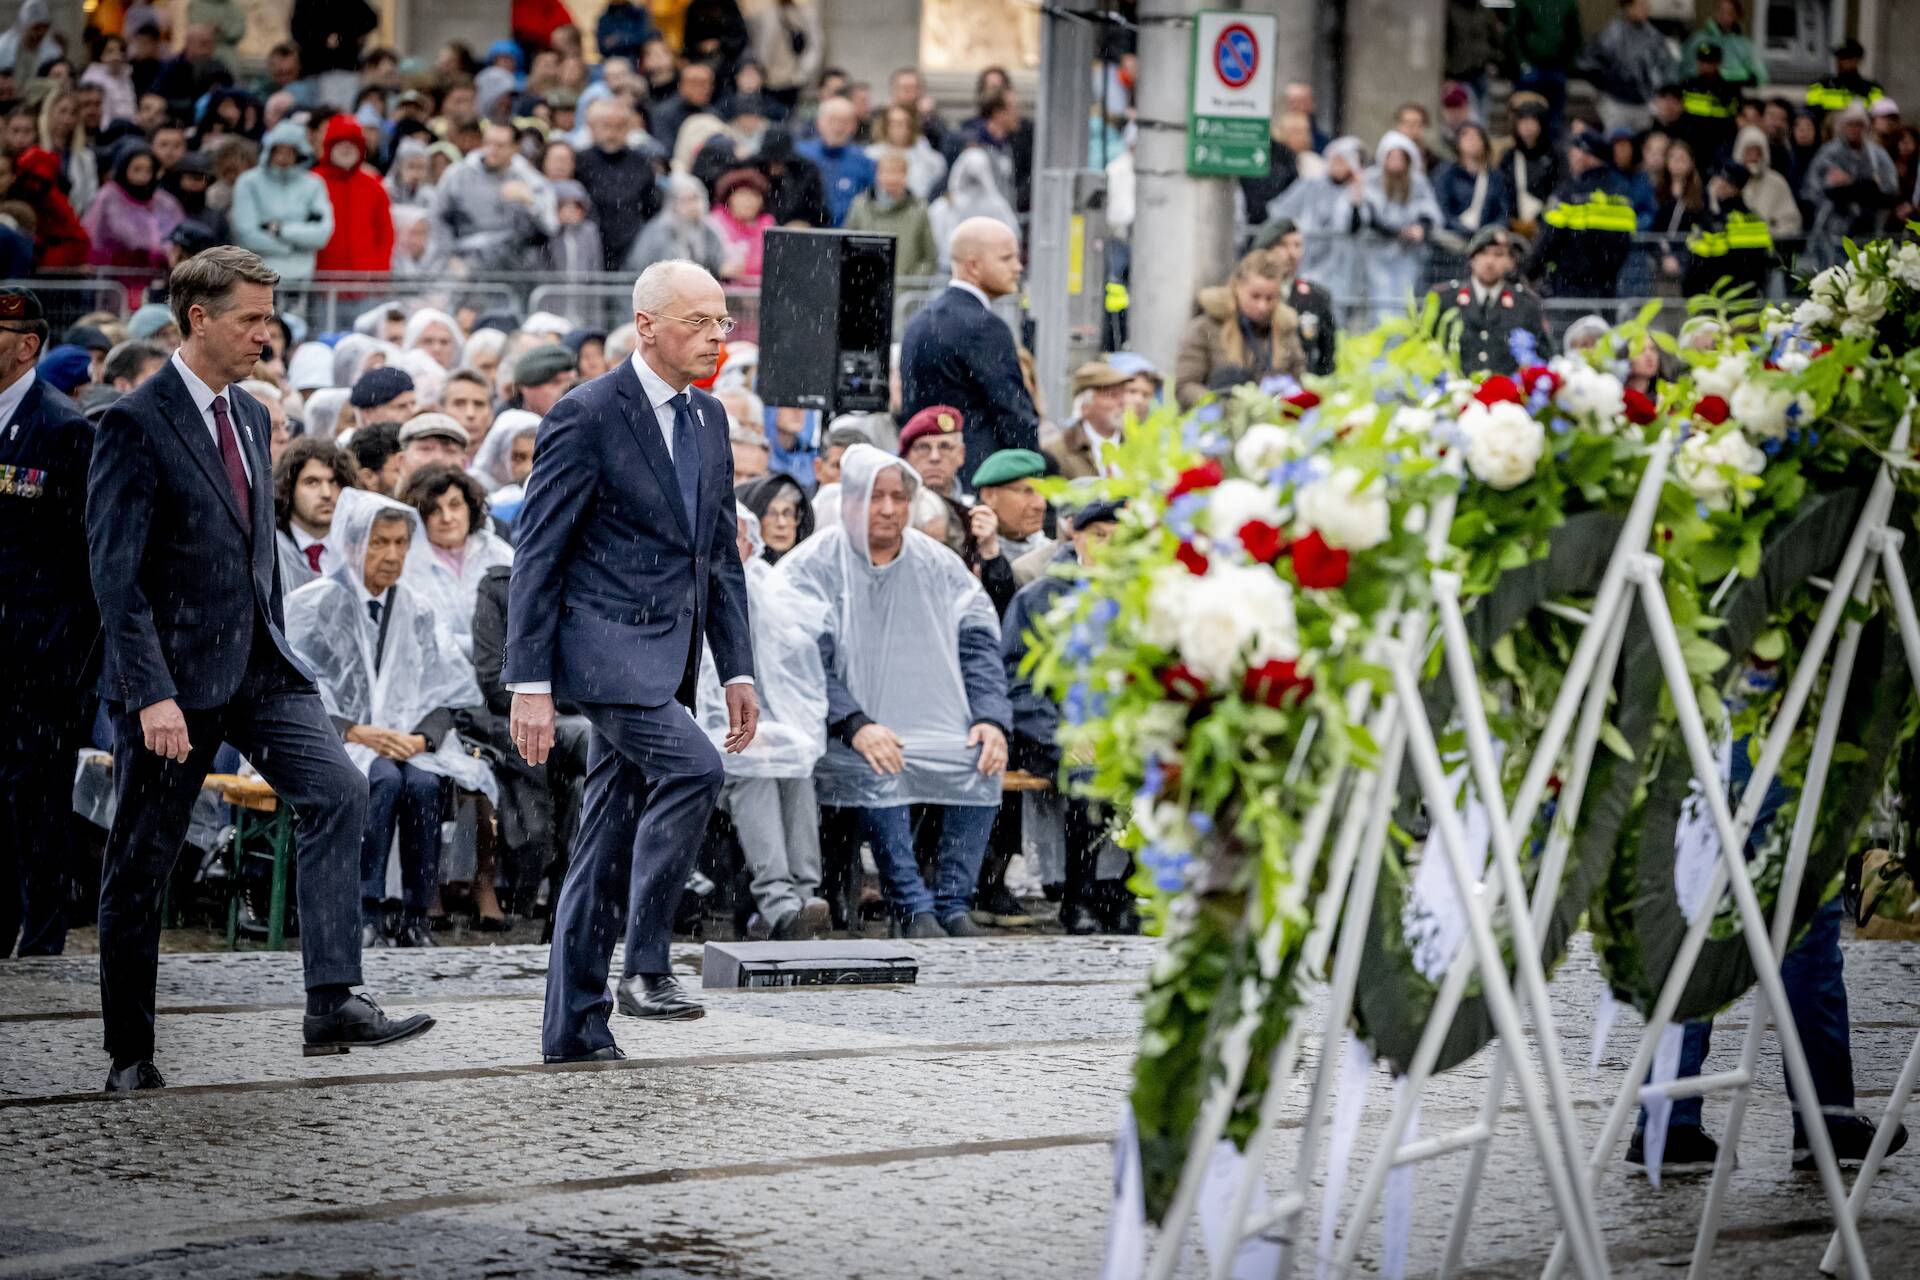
[898,404,964,452]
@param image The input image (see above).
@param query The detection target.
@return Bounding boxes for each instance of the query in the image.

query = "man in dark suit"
[506,259,758,1062]
[86,248,433,1093]
[900,216,1040,489]
[1430,226,1552,375]
[0,287,95,958]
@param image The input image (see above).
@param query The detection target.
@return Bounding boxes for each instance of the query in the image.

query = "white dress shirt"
[170,350,253,483]
[291,524,326,572]
[0,367,36,432]
[507,352,751,697]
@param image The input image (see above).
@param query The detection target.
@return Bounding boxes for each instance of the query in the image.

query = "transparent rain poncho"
[695,504,830,779]
[402,511,514,662]
[284,489,497,802]
[773,445,1003,808]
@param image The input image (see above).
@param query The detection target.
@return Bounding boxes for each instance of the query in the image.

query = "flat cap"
[971,448,1046,488]
[398,412,470,447]
[350,366,415,408]
[513,343,577,387]
[898,404,964,451]
[1071,360,1130,395]
[61,322,111,352]
[1071,496,1126,527]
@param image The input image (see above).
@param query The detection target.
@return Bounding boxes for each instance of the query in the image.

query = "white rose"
[1176,563,1299,684]
[1775,347,1812,375]
[1678,429,1766,511]
[1844,278,1891,325]
[1458,401,1546,491]
[1693,358,1743,400]
[1894,243,1920,291]
[1234,422,1297,475]
[1295,466,1391,550]
[1810,264,1849,301]
[1390,404,1437,437]
[1208,478,1283,539]
[1793,299,1833,330]
[1841,316,1875,340]
[1342,405,1380,435]
[1557,365,1626,425]
[1143,565,1192,649]
[1729,381,1813,442]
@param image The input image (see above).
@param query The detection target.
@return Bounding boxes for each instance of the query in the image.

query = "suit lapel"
[153,364,249,535]
[613,360,693,546]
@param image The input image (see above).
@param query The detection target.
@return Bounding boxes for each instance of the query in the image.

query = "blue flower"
[1140,843,1193,892]
[1064,624,1098,663]
[1188,812,1213,836]
[1761,437,1782,457]
[1196,403,1224,425]
[1509,327,1540,369]
[1260,373,1301,397]
[1166,492,1209,541]
[1063,680,1091,725]
[1090,598,1120,626]
[1141,754,1165,796]
[1786,399,1805,423]
[1199,432,1232,458]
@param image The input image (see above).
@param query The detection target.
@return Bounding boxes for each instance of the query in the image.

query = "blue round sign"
[1214,23,1258,90]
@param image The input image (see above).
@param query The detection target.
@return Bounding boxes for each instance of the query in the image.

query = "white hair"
[728,421,770,450]
[237,378,282,405]
[632,259,719,316]
[604,322,639,365]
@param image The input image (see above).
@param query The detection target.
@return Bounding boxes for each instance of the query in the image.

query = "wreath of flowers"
[1025,229,1920,1222]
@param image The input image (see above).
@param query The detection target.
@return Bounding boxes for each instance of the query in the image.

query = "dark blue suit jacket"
[504,357,752,708]
[86,361,307,711]
[0,376,96,695]
[899,285,1040,487]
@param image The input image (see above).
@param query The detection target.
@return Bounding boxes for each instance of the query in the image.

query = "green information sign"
[1187,11,1277,178]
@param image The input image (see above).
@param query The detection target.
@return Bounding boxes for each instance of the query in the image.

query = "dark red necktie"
[303,543,324,573]
[211,393,251,528]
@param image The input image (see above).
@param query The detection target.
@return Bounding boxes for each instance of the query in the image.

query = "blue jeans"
[1641,740,1854,1132]
[858,803,997,921]
[361,758,445,913]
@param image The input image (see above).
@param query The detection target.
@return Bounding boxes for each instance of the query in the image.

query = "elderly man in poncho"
[285,490,496,949]
[774,445,1011,938]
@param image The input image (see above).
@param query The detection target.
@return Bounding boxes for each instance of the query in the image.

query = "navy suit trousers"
[541,698,724,1057]
[98,648,367,1064]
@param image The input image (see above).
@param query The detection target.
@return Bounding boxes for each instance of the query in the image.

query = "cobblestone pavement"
[2,935,1917,1277]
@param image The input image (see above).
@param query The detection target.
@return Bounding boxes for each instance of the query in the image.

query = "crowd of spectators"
[0,0,1036,306]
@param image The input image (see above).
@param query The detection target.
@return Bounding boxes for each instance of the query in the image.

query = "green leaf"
[1751,628,1787,661]
[1598,721,1636,761]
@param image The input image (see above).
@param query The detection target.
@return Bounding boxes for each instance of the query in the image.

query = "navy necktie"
[366,598,382,625]
[667,393,701,528]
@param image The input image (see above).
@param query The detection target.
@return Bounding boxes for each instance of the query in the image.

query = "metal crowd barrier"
[2,276,129,334]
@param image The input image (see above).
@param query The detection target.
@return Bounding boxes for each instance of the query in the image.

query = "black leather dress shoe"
[302,993,436,1056]
[1060,902,1102,936]
[104,1060,165,1093]
[543,1044,627,1064]
[615,974,705,1020]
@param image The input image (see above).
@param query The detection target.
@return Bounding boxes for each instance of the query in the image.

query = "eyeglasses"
[644,311,737,336]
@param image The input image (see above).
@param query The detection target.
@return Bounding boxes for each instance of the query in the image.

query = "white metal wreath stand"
[1537,413,1918,1280]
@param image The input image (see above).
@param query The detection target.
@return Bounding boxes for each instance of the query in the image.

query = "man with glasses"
[0,288,94,958]
[507,259,758,1059]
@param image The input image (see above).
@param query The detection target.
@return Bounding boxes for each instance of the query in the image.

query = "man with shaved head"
[899,216,1039,488]
[507,259,758,1053]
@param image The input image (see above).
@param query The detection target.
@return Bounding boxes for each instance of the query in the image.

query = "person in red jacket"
[10,148,89,270]
[313,113,394,276]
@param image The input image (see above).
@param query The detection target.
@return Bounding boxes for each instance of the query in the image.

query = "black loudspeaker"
[757,228,895,414]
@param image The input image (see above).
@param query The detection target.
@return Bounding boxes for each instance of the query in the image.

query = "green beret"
[972,448,1047,489]
[514,342,577,388]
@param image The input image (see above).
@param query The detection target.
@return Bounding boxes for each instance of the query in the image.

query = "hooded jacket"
[11,147,91,269]
[1732,125,1802,237]
[430,146,559,271]
[313,114,395,275]
[1175,284,1305,409]
[231,119,336,279]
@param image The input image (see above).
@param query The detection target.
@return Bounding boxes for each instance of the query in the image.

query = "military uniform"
[1284,276,1338,376]
[1432,278,1552,375]
[0,288,97,956]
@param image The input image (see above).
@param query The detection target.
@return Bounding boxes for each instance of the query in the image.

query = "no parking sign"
[1187,10,1276,177]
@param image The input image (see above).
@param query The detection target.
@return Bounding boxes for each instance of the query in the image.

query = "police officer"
[1432,226,1551,375]
[0,287,97,957]
[1683,159,1776,298]
[1253,217,1338,376]
[1805,38,1884,125]
[1524,131,1638,300]
[1675,40,1743,167]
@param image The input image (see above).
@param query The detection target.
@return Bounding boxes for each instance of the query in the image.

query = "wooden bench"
[206,773,295,951]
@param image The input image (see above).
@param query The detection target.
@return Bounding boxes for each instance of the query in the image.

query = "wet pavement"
[2,934,1917,1277]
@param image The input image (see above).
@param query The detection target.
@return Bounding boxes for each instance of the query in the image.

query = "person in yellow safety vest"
[1523,131,1637,299]
[1804,38,1883,125]
[1682,159,1775,298]
[1675,41,1743,167]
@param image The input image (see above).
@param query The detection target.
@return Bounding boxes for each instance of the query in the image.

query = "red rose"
[1175,542,1210,576]
[1473,375,1523,406]
[1519,365,1561,396]
[1244,659,1314,708]
[1169,458,1225,498]
[1238,519,1288,564]
[1157,662,1212,704]
[1282,390,1321,413]
[1290,530,1350,589]
[1693,394,1730,425]
[1622,388,1658,425]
